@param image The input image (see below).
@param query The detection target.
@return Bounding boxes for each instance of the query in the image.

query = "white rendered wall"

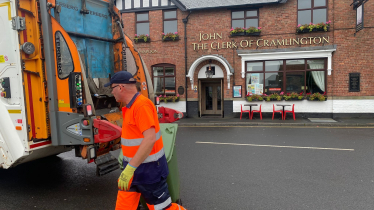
[233,99,374,113]
[158,101,186,113]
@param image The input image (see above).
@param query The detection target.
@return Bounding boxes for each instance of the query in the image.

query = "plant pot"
[246,32,261,36]
[296,28,310,33]
[162,37,180,41]
[134,38,151,43]
[289,98,304,101]
[307,97,327,101]
[296,26,330,34]
[245,98,263,102]
[160,98,180,103]
[230,32,245,37]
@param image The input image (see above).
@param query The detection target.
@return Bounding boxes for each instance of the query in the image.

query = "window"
[153,64,176,96]
[55,31,74,79]
[245,59,326,95]
[231,10,258,29]
[298,0,327,25]
[163,10,177,34]
[136,12,149,35]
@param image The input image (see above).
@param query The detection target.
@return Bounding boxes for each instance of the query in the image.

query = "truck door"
[0,0,29,168]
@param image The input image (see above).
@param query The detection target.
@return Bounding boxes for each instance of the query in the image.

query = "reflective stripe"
[154,197,171,210]
[121,130,162,146]
[123,148,165,163]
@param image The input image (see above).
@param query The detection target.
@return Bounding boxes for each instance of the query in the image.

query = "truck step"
[95,153,119,176]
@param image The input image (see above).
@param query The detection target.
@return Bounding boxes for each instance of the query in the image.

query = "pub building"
[117,0,374,118]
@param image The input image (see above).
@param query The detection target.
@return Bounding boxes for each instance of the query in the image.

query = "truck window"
[55,31,74,79]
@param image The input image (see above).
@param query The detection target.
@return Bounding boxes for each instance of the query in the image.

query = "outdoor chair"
[284,104,295,120]
[272,104,283,120]
[251,105,262,120]
[240,104,250,120]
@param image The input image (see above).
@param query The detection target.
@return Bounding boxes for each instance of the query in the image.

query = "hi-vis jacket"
[121,93,168,185]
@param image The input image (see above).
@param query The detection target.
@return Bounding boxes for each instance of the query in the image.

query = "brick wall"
[121,0,374,99]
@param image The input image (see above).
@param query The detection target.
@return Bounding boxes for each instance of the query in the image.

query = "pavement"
[176,116,374,127]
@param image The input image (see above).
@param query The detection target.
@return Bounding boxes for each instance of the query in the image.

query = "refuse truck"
[0,0,183,179]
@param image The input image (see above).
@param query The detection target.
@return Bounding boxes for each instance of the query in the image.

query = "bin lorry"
[0,0,182,176]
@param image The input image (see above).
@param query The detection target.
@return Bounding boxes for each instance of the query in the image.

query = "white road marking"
[196,141,354,151]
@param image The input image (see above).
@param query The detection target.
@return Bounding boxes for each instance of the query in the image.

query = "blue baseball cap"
[104,71,136,87]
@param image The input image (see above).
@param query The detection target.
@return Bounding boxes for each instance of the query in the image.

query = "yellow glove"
[118,164,136,191]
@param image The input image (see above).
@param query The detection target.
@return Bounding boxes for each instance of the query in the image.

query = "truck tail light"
[83,104,93,117]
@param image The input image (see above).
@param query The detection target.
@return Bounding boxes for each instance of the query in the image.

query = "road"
[0,126,373,210]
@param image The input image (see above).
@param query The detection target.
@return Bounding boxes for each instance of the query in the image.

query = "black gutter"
[182,11,192,117]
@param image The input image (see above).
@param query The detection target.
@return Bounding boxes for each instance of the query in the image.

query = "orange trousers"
[115,190,186,210]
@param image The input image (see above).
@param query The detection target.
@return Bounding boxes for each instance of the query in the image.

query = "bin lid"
[160,123,178,162]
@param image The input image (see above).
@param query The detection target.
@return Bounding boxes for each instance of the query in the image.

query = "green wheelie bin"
[118,123,181,209]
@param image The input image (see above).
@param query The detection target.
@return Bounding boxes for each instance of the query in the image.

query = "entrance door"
[201,81,222,115]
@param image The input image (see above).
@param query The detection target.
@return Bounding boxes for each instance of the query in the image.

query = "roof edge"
[171,0,187,11]
[182,0,288,11]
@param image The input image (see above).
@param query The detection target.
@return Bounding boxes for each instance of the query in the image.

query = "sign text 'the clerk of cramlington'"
[192,33,330,51]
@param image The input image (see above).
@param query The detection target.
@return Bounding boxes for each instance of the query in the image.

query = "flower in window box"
[245,27,261,35]
[297,92,304,100]
[284,92,300,100]
[158,94,180,103]
[296,21,331,33]
[307,92,327,101]
[264,93,282,101]
[246,94,263,101]
[134,34,150,43]
[162,32,179,41]
[230,27,246,36]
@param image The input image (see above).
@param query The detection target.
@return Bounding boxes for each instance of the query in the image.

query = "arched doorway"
[187,55,233,117]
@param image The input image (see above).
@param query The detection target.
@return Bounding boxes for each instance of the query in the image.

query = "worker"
[104,71,186,210]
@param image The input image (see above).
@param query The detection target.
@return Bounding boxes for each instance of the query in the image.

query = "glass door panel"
[205,86,213,110]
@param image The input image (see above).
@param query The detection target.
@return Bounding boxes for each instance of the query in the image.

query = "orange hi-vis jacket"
[121,93,168,184]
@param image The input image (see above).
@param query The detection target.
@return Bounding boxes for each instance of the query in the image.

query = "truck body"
[0,0,174,175]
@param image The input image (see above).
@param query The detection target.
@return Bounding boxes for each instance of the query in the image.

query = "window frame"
[55,31,74,80]
[163,9,177,34]
[297,0,328,25]
[245,58,327,95]
[231,9,259,29]
[135,12,150,35]
[152,63,177,96]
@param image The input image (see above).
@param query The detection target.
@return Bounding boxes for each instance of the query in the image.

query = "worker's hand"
[118,164,136,191]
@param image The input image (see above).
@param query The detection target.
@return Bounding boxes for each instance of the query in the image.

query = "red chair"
[251,105,262,120]
[284,104,295,120]
[272,104,283,120]
[240,104,250,120]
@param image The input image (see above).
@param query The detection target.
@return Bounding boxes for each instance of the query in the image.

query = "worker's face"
[111,83,123,102]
